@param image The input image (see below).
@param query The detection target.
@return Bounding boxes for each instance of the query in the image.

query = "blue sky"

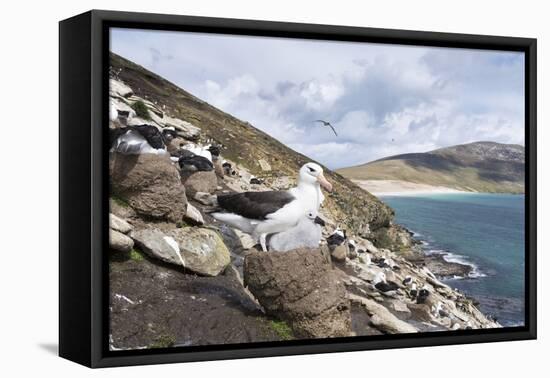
[111,28,525,169]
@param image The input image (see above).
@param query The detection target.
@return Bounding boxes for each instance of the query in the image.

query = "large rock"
[131,227,230,276]
[109,79,134,98]
[110,229,134,252]
[110,153,187,223]
[163,116,201,140]
[183,171,218,195]
[109,253,282,350]
[244,248,352,338]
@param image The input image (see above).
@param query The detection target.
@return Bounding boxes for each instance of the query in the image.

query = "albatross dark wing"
[131,124,165,149]
[217,191,296,220]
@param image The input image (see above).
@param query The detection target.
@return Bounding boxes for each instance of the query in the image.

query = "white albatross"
[268,210,325,252]
[211,162,333,251]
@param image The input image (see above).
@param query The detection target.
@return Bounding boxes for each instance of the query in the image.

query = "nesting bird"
[177,153,214,173]
[327,228,346,247]
[212,162,333,251]
[417,285,431,304]
[110,125,175,155]
[409,283,418,299]
[268,210,325,252]
[373,272,400,294]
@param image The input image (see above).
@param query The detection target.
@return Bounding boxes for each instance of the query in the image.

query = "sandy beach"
[353,179,472,196]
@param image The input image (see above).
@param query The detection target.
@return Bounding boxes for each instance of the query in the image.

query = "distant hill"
[337,142,525,193]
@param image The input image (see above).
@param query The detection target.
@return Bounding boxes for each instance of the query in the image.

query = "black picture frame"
[59,9,537,368]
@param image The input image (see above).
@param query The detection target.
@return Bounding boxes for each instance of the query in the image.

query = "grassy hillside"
[110,53,394,233]
[338,142,525,194]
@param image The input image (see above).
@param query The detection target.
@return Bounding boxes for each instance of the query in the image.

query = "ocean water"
[381,193,525,327]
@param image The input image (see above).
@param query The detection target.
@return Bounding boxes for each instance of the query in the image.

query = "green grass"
[111,195,129,208]
[269,320,294,341]
[131,100,151,120]
[129,248,145,262]
[149,334,176,349]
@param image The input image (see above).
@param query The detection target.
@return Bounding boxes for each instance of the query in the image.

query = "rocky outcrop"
[110,153,187,223]
[131,227,230,277]
[109,78,133,98]
[164,116,201,141]
[243,248,352,338]
[349,294,417,334]
[110,255,282,350]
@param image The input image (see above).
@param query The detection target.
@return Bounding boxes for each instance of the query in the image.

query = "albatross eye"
[307,166,315,173]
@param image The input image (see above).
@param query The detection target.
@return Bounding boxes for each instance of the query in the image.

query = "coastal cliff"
[108,53,499,350]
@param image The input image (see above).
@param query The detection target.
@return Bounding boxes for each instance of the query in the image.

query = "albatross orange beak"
[317,173,333,192]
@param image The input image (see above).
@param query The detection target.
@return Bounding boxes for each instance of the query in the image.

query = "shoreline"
[353,179,471,196]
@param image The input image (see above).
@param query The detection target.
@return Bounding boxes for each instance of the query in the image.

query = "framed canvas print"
[59,10,537,368]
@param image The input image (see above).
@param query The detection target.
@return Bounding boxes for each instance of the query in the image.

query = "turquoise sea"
[381,193,525,327]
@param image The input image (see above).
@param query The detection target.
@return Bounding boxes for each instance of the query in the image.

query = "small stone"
[331,244,348,262]
[110,213,133,234]
[234,229,256,250]
[110,229,134,252]
[184,203,204,225]
[193,192,218,206]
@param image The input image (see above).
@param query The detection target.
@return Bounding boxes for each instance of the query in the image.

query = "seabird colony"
[212,162,333,251]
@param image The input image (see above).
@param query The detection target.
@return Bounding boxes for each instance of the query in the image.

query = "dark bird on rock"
[417,285,430,304]
[178,153,214,173]
[222,161,233,176]
[373,272,399,293]
[409,283,418,299]
[110,125,174,155]
[374,257,391,269]
[250,177,263,185]
[313,120,338,136]
[327,228,346,246]
[207,144,221,158]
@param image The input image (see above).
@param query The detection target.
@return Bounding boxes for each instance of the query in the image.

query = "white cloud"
[111,28,525,169]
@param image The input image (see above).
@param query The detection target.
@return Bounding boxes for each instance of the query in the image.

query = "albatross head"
[298,163,333,192]
[305,210,326,226]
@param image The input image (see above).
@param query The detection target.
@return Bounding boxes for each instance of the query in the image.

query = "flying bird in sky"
[313,120,338,136]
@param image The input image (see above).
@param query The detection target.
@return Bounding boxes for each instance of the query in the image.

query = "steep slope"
[110,52,394,234]
[337,141,525,193]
